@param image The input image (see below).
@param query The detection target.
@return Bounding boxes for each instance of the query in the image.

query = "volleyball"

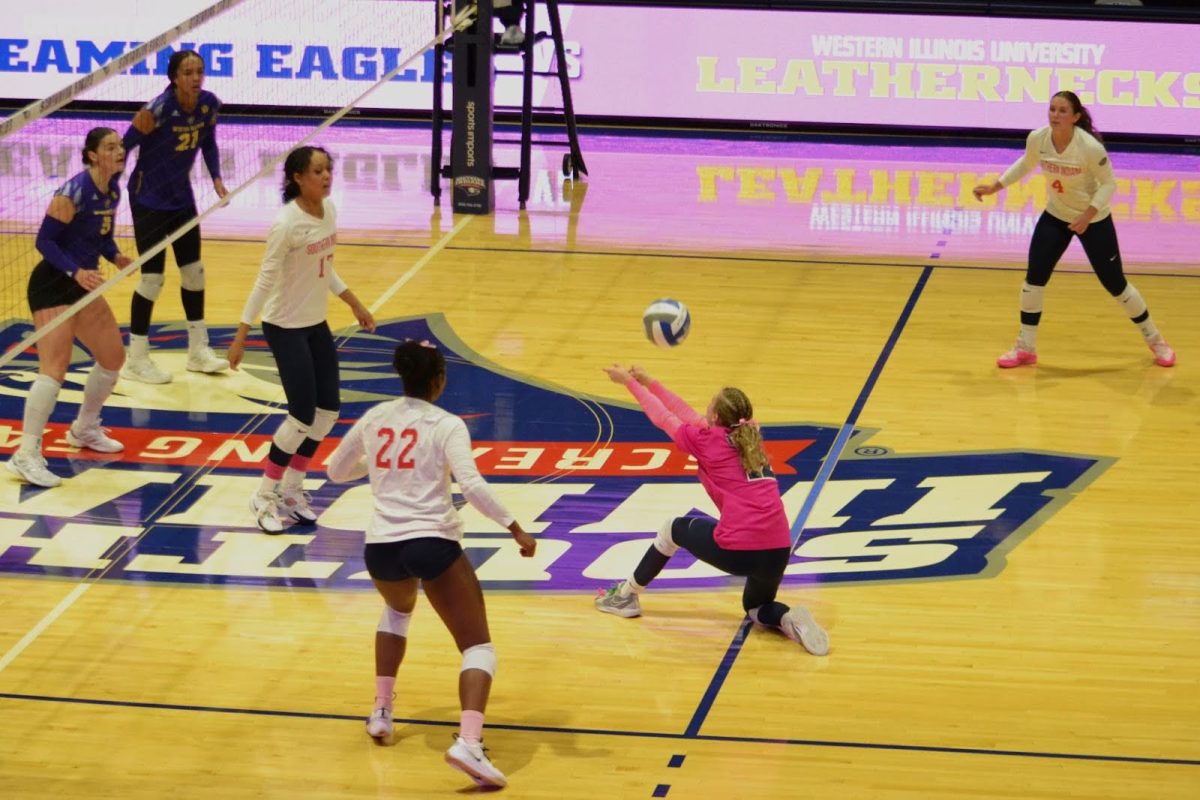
[642,298,691,348]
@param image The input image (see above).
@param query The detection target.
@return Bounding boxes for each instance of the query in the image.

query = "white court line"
[368,215,474,316]
[0,583,90,675]
[0,215,473,675]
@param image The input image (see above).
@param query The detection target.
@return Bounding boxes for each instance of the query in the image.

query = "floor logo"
[0,316,1111,591]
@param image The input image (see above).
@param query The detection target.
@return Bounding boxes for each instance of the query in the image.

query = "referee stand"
[431,0,588,212]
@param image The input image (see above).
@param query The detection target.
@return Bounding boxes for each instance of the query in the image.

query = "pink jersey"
[626,379,791,551]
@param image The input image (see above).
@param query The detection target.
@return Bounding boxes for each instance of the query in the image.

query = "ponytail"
[1054,90,1103,143]
[712,387,770,475]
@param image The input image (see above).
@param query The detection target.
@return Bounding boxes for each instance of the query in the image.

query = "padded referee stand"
[432,0,588,211]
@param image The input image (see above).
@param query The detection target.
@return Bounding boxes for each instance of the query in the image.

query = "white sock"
[128,333,150,359]
[186,320,209,350]
[618,578,643,598]
[76,366,118,429]
[1018,324,1039,350]
[20,374,61,454]
[259,474,280,495]
[1115,285,1160,340]
[280,466,305,493]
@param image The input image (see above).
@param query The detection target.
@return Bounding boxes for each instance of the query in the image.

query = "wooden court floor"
[0,123,1198,798]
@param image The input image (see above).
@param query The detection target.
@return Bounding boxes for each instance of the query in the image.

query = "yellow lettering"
[820,169,866,203]
[822,61,868,97]
[737,168,777,201]
[777,58,823,95]
[1132,179,1176,219]
[1004,175,1045,212]
[697,166,735,202]
[737,58,778,94]
[869,62,915,99]
[779,167,822,202]
[1109,177,1132,218]
[916,171,956,207]
[696,56,734,93]
[1004,66,1053,103]
[958,66,1001,102]
[1185,73,1200,109]
[916,64,957,100]
[868,170,913,204]
[1181,180,1200,221]
[1055,69,1094,104]
[1097,70,1135,106]
[1135,71,1180,107]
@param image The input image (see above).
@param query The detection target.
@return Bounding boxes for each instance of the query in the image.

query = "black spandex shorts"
[364,537,463,582]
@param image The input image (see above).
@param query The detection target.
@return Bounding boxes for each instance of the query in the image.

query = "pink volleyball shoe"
[997,343,1037,368]
[1148,338,1176,368]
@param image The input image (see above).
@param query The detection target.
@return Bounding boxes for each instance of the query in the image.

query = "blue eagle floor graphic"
[0,315,1111,591]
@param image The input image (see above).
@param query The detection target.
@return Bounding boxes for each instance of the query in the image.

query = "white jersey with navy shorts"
[328,397,514,545]
[999,125,1117,224]
[240,197,347,328]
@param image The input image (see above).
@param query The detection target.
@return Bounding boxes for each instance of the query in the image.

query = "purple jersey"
[35,170,121,275]
[124,87,222,211]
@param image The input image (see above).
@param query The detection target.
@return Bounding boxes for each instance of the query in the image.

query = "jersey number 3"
[376,427,418,469]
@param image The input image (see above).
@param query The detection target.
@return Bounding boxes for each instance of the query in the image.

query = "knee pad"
[377,606,412,637]
[1019,282,1044,315]
[653,519,680,557]
[135,272,165,303]
[178,260,205,292]
[308,407,338,442]
[461,642,496,677]
[272,415,311,453]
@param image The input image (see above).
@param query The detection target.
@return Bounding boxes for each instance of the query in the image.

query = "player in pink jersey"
[973,91,1175,369]
[595,365,829,656]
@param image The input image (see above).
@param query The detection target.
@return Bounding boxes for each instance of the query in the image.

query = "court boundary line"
[1,691,1195,768]
[683,266,935,739]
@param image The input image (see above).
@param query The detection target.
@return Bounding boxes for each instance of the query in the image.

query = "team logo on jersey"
[0,316,1111,592]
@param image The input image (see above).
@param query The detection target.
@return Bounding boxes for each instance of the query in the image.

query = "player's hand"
[73,270,103,290]
[354,305,376,333]
[972,182,999,201]
[227,331,247,370]
[1068,209,1095,235]
[629,365,653,386]
[603,364,632,385]
[213,178,229,200]
[509,522,536,558]
[113,254,134,269]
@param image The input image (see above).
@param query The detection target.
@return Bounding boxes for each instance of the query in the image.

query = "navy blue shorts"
[364,537,463,582]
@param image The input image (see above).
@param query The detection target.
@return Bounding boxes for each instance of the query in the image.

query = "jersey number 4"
[376,427,418,469]
[1051,179,1064,193]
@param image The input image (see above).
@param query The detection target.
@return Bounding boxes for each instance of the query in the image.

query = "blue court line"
[2,692,1195,767]
[682,265,935,742]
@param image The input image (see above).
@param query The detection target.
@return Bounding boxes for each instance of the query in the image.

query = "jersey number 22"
[376,427,417,469]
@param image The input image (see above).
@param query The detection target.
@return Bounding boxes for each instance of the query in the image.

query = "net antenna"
[0,1,479,371]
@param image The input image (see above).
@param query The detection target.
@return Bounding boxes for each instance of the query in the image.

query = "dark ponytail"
[81,126,117,166]
[281,146,332,203]
[166,49,203,88]
[1054,90,1102,143]
[393,340,446,399]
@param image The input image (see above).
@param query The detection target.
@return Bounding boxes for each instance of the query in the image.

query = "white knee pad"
[308,407,338,442]
[135,272,165,302]
[653,519,680,557]
[461,643,496,677]
[179,261,205,292]
[272,415,311,453]
[377,606,412,637]
[1020,282,1044,315]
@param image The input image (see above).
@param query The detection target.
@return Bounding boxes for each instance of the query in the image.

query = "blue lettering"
[257,44,292,79]
[342,47,377,81]
[32,40,71,74]
[297,45,337,80]
[0,39,29,72]
[126,41,151,75]
[381,47,418,82]
[199,43,234,78]
[76,40,127,73]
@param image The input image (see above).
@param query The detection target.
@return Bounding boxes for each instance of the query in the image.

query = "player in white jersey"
[226,146,375,533]
[973,91,1175,369]
[327,340,536,789]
